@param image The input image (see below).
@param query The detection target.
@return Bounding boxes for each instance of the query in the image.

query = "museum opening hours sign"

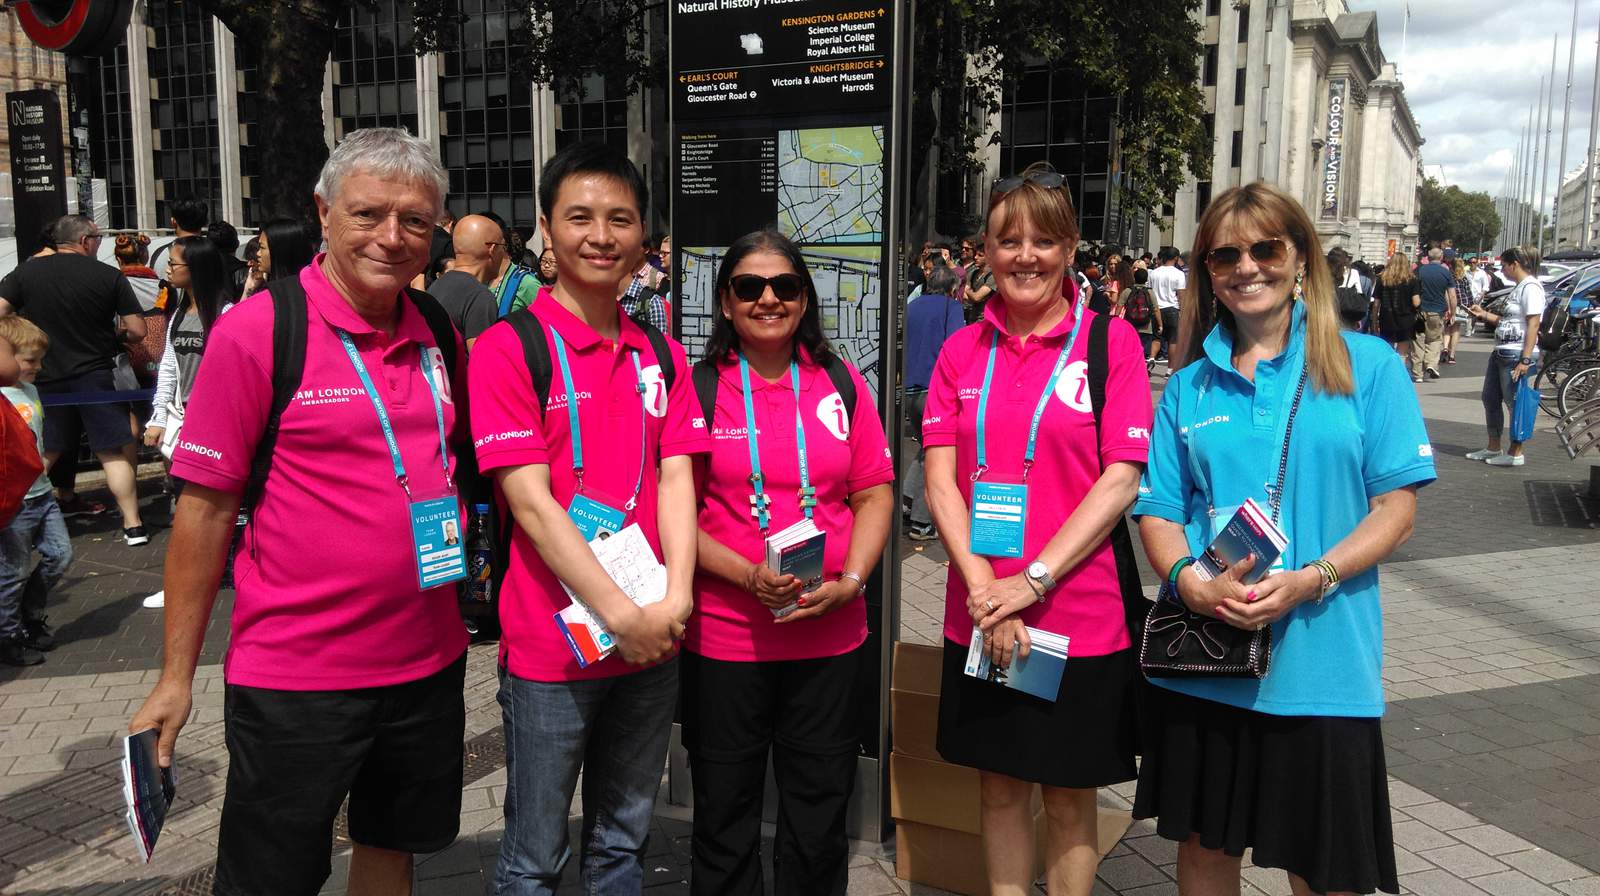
[669,0,900,400]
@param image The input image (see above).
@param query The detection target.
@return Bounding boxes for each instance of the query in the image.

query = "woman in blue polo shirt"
[1132,183,1434,896]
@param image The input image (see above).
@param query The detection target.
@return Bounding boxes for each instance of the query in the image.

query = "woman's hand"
[1215,566,1321,631]
[981,616,1031,668]
[774,578,858,624]
[143,425,165,448]
[970,573,1042,632]
[1174,553,1256,619]
[743,562,800,610]
[1512,361,1531,381]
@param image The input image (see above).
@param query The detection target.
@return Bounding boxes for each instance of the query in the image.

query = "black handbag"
[1139,367,1308,679]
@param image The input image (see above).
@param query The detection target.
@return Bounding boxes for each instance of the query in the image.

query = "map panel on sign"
[679,245,882,404]
[776,126,885,245]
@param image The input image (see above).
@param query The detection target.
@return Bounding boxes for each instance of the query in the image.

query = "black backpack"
[690,352,857,430]
[1123,286,1154,326]
[1335,284,1368,326]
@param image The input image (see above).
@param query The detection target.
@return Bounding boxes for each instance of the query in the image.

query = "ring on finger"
[984,600,995,612]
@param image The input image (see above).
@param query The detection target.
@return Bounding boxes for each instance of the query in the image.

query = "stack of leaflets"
[121,728,176,862]
[764,518,827,619]
[554,523,668,667]
[1193,498,1289,585]
[963,625,1071,702]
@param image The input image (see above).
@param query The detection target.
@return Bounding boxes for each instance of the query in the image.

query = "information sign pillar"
[666,0,908,842]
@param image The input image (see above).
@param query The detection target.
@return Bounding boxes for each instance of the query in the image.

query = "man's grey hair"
[52,214,96,246]
[924,266,959,296]
[314,127,447,213]
[1428,247,1443,262]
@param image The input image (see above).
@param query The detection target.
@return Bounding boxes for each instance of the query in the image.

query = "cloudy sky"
[1348,0,1599,200]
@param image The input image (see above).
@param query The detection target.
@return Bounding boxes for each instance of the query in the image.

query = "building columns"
[127,0,157,230]
[416,52,441,153]
[213,18,243,226]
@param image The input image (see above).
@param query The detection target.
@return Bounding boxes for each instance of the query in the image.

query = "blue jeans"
[495,658,679,896]
[901,389,930,526]
[0,493,72,642]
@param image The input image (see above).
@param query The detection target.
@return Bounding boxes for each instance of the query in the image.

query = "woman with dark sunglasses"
[921,162,1152,895]
[1133,182,1433,895]
[680,229,894,896]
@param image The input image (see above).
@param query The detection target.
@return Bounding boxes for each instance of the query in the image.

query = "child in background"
[0,317,73,666]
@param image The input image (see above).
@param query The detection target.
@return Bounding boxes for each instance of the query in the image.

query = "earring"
[1293,270,1305,302]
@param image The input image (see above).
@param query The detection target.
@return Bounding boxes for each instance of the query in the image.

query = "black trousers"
[679,648,862,896]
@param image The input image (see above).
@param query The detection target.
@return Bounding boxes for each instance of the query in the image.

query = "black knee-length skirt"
[1132,683,1400,894]
[934,638,1139,789]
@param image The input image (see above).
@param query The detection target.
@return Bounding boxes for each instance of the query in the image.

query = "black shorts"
[35,369,135,455]
[212,652,467,896]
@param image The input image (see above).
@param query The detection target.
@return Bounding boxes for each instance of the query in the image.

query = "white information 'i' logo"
[817,393,850,441]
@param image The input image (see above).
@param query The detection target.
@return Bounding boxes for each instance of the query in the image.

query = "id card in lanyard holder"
[968,301,1085,558]
[551,329,646,542]
[336,331,468,590]
[1187,364,1309,575]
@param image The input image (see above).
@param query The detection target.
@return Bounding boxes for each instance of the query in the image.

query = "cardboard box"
[894,806,1135,895]
[895,811,1046,896]
[890,641,945,761]
[889,751,984,835]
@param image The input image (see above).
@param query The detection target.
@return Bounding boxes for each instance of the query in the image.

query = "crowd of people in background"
[0,120,1557,896]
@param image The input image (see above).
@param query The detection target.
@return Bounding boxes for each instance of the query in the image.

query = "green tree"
[910,0,1212,234]
[1418,177,1502,251]
[190,0,1209,234]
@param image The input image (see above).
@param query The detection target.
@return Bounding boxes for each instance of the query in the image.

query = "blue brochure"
[963,626,1071,702]
[1194,498,1288,585]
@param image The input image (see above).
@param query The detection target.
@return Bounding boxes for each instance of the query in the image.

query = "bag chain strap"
[1267,367,1310,525]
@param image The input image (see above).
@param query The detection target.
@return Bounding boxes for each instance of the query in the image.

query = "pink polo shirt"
[687,352,893,662]
[921,297,1152,655]
[468,288,709,682]
[170,257,470,690]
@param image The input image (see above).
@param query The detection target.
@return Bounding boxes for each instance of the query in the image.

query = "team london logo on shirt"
[293,385,363,407]
[1053,360,1092,414]
[816,392,850,441]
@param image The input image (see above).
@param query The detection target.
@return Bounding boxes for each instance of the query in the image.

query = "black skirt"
[935,638,1138,789]
[1133,684,1399,895]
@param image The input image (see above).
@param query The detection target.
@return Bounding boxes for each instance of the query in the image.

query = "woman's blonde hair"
[1176,182,1354,395]
[985,162,1080,246]
[1379,257,1414,288]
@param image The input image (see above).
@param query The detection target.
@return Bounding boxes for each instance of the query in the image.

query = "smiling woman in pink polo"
[682,230,893,896]
[921,163,1152,896]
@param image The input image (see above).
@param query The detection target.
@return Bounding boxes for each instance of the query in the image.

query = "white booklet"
[554,523,668,667]
[763,517,827,618]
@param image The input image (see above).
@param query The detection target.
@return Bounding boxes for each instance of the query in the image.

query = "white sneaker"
[1486,454,1525,467]
[141,591,165,609]
[1465,449,1501,461]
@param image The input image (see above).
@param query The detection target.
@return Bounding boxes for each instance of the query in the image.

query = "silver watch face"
[1027,561,1048,580]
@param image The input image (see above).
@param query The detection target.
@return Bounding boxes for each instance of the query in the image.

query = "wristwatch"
[1519,356,1533,366]
[1025,561,1057,598]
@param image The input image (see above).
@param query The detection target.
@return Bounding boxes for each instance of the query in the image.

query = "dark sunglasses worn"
[1204,238,1289,274]
[991,171,1066,194]
[729,273,806,302]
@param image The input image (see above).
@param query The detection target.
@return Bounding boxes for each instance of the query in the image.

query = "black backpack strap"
[692,359,720,428]
[635,319,677,393]
[1086,314,1145,629]
[818,352,857,418]
[504,308,553,416]
[243,276,309,511]
[405,287,459,376]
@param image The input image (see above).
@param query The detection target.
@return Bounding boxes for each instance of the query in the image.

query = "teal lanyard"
[335,330,453,499]
[738,355,815,532]
[551,328,647,510]
[973,298,1087,482]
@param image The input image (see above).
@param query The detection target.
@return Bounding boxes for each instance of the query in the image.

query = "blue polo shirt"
[1133,304,1435,717]
[1417,262,1454,314]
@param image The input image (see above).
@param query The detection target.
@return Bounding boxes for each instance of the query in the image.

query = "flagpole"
[1583,10,1600,250]
[1538,36,1557,256]
[1400,3,1410,74]
[1552,2,1578,251]
[1523,99,1537,245]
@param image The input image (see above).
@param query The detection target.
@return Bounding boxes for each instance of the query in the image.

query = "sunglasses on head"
[729,273,806,302]
[991,171,1066,194]
[1204,238,1289,274]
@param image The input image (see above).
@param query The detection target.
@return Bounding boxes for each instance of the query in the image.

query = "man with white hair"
[1413,247,1456,381]
[128,128,470,896]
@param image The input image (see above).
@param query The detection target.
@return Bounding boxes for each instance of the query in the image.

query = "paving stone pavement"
[4,334,1600,895]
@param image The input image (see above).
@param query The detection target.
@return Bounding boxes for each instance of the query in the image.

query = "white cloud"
[1348,0,1599,202]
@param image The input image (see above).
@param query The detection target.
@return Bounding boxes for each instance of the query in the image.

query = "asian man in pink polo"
[468,142,707,895]
[128,128,471,896]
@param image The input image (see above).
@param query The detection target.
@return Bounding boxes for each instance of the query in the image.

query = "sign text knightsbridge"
[1322,77,1347,220]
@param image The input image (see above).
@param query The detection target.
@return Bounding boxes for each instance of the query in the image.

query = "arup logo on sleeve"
[1418,444,1433,458]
